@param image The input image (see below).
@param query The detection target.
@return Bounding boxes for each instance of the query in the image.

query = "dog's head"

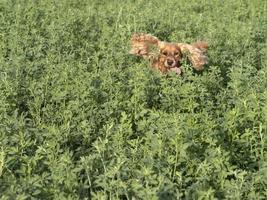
[158,42,182,72]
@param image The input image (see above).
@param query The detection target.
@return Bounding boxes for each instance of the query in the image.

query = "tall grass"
[0,0,266,199]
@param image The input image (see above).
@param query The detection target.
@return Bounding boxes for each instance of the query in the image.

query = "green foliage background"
[0,0,266,199]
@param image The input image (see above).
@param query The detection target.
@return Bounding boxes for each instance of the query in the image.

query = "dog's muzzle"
[164,59,182,75]
[165,59,176,68]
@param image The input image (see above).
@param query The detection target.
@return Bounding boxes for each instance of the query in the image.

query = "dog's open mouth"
[169,67,182,75]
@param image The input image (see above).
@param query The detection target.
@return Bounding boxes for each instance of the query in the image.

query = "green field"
[0,0,266,199]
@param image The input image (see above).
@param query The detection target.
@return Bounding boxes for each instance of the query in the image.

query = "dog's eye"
[174,52,179,56]
[162,52,168,56]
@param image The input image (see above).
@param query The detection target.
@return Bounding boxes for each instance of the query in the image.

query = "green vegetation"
[0,0,266,199]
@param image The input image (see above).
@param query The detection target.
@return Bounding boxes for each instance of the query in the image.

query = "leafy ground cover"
[0,0,266,199]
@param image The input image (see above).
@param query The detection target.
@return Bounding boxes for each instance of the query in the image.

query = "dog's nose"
[167,59,174,65]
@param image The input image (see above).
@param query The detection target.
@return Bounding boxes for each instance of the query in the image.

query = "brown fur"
[130,33,209,74]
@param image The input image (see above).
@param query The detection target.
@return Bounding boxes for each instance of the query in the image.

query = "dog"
[130,33,208,75]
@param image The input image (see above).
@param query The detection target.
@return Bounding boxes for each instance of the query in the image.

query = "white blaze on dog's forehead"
[158,41,166,49]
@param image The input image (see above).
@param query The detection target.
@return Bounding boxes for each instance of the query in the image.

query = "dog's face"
[159,43,182,68]
[157,42,182,74]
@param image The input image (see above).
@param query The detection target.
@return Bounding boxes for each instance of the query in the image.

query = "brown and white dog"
[130,33,208,75]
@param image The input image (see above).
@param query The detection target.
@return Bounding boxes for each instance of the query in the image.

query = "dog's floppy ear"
[130,33,160,59]
[178,42,208,71]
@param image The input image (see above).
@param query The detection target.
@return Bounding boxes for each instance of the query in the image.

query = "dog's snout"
[167,59,174,65]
